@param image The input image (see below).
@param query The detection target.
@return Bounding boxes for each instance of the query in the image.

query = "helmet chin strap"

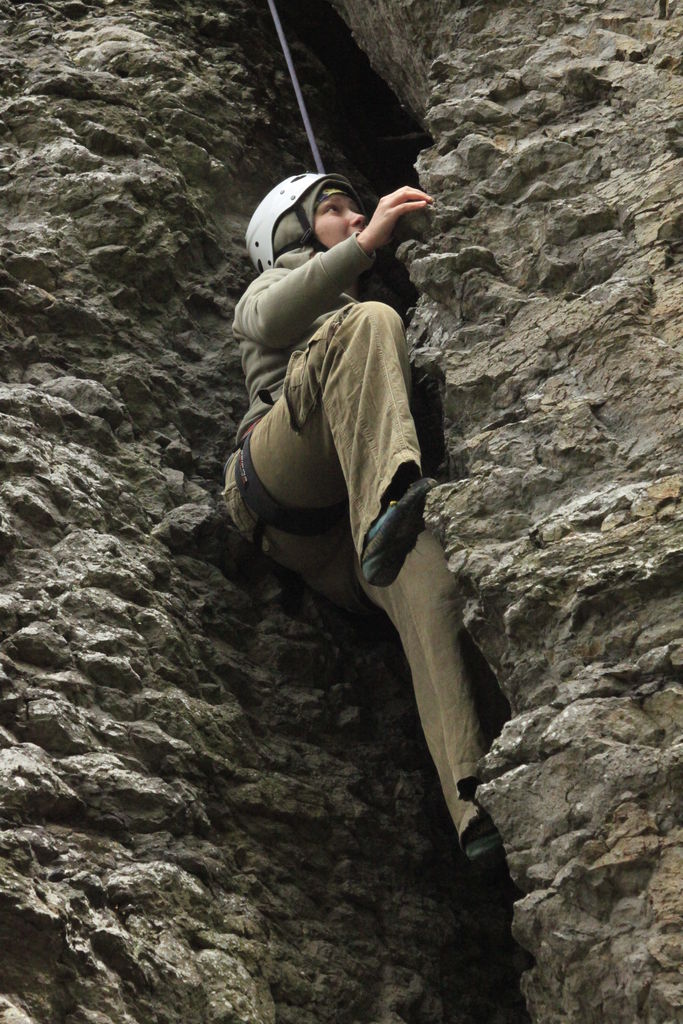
[294,204,327,253]
[275,204,328,260]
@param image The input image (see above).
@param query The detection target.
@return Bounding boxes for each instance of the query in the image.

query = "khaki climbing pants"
[224,301,486,840]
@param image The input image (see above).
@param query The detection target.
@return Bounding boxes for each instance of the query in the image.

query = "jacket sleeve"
[233,234,375,348]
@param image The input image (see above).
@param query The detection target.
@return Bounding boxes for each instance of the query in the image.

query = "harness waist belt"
[234,431,347,536]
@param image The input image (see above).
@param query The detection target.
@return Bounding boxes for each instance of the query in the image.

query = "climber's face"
[313,193,366,250]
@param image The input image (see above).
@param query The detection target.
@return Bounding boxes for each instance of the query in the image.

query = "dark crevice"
[277,0,432,195]
[460,629,512,742]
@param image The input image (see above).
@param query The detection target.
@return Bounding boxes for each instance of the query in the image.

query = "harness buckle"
[238,449,248,488]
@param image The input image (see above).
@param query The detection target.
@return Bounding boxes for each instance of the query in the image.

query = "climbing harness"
[231,430,347,538]
[266,0,325,174]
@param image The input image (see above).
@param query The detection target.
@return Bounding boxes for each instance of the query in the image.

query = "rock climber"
[223,172,502,863]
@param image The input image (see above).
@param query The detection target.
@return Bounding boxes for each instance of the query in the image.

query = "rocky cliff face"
[0,2,680,1024]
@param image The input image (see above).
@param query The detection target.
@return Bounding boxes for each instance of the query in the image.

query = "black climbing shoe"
[361,478,436,587]
[462,812,504,865]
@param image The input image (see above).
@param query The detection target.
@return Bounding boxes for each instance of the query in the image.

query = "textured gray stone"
[1,1,680,1022]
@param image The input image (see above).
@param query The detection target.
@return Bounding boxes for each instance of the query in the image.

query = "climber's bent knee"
[347,300,405,337]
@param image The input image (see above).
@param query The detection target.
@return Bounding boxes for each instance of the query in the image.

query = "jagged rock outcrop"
[0,1,680,1023]
[333,0,682,1021]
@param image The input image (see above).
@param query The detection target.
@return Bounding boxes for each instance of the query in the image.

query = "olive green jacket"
[232,233,375,442]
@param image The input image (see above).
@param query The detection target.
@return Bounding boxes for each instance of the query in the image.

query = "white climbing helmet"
[246,172,364,273]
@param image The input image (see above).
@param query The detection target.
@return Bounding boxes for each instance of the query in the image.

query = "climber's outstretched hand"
[357,186,433,255]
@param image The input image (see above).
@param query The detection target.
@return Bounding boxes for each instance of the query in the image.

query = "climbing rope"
[266,0,326,174]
